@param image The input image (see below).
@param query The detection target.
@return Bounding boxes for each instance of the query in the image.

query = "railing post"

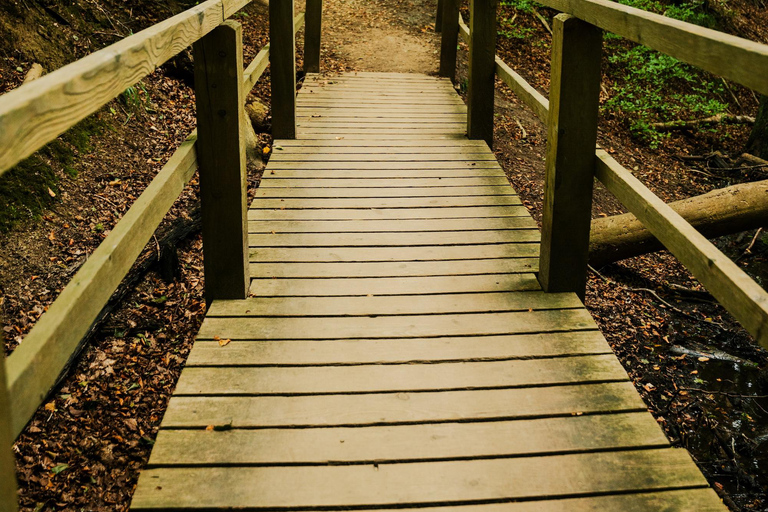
[436,0,444,32]
[271,0,297,139]
[304,0,322,73]
[439,0,459,82]
[539,14,603,301]
[193,21,250,303]
[467,0,498,147]
[1,354,19,512]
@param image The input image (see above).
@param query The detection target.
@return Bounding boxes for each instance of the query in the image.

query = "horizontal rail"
[536,0,768,97]
[3,10,305,438]
[0,0,254,176]
[457,13,768,347]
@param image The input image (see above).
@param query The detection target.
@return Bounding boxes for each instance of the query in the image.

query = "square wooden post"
[193,21,250,303]
[304,0,323,73]
[1,353,19,512]
[439,0,459,82]
[538,14,603,301]
[436,0,444,32]
[467,0,498,147]
[271,0,297,139]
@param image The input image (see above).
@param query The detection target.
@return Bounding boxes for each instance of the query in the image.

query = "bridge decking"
[131,72,723,511]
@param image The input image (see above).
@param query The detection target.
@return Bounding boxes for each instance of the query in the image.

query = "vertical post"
[439,0,459,82]
[1,354,19,512]
[436,0,444,32]
[304,0,322,74]
[271,0,297,139]
[538,14,603,301]
[467,0,498,147]
[193,21,250,303]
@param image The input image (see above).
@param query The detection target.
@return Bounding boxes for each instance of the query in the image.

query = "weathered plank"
[194,21,249,302]
[304,0,322,73]
[248,197,523,209]
[0,352,18,512]
[254,186,513,198]
[262,169,507,178]
[538,15,602,300]
[188,331,609,366]
[248,273,541,296]
[197,309,596,340]
[495,57,550,122]
[273,138,485,146]
[248,231,540,247]
[266,161,502,169]
[270,0,296,138]
[148,412,664,465]
[247,217,535,232]
[160,381,647,428]
[247,259,538,278]
[259,177,512,187]
[440,0,460,80]
[248,206,530,220]
[467,0,498,146]
[268,153,497,162]
[248,244,540,261]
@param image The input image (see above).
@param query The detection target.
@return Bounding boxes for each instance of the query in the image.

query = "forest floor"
[0,0,767,510]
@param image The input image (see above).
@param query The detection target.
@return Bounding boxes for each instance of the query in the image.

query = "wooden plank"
[304,0,322,73]
[297,128,468,135]
[537,0,768,96]
[596,149,768,347]
[269,144,484,153]
[254,187,514,198]
[194,21,249,302]
[270,0,296,139]
[197,309,595,340]
[0,352,19,512]
[296,116,468,122]
[274,138,484,146]
[160,381,648,428]
[247,217,535,232]
[248,244,539,262]
[265,161,502,169]
[297,122,467,129]
[495,56,550,122]
[297,99,465,106]
[246,259,538,278]
[248,273,541,296]
[248,231,539,247]
[467,0,498,146]
[440,0,460,81]
[248,206,530,220]
[293,134,468,140]
[263,169,507,178]
[149,412,664,465]
[0,0,223,175]
[267,154,497,162]
[207,291,580,318]
[176,354,625,395]
[188,331,609,366]
[5,132,198,438]
[248,196,523,209]
[248,259,538,277]
[260,178,512,187]
[538,15,602,301]
[436,0,444,32]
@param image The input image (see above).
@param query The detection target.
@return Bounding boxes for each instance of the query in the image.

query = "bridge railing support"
[439,0,459,82]
[1,351,19,512]
[436,0,445,32]
[538,14,603,301]
[194,21,251,303]
[271,0,297,139]
[467,0,498,147]
[304,0,323,73]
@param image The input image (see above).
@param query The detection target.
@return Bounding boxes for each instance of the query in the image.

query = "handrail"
[2,9,305,440]
[446,6,768,347]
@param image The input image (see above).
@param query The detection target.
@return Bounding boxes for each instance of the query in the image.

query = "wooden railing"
[438,0,768,348]
[0,0,321,507]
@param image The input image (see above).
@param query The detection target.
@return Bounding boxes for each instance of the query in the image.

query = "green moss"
[0,117,103,232]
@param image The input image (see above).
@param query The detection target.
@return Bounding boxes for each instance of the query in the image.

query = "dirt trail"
[318,0,441,74]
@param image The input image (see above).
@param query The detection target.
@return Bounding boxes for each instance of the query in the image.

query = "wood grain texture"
[194,21,249,302]
[247,217,535,231]
[270,0,297,138]
[304,0,323,73]
[6,132,197,438]
[248,244,540,261]
[148,412,664,465]
[538,15,602,300]
[0,0,223,175]
[0,352,19,512]
[467,0,498,146]
[248,206,531,220]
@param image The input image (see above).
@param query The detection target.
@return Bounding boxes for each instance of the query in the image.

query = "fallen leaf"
[47,187,56,197]
[218,338,231,347]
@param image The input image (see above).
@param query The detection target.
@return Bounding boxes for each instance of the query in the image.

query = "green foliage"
[498,0,540,39]
[615,0,717,27]
[500,0,539,13]
[120,82,154,114]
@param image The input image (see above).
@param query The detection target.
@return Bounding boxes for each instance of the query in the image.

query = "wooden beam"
[194,21,250,302]
[436,0,444,32]
[270,0,297,139]
[439,0,460,82]
[244,12,306,93]
[0,0,224,176]
[0,353,18,512]
[467,0,498,147]
[595,150,768,348]
[304,0,322,73]
[495,57,549,123]
[538,14,602,300]
[536,0,768,96]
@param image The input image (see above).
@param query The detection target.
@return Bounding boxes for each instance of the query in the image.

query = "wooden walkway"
[131,73,724,511]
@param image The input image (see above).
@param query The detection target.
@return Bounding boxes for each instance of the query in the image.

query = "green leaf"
[51,463,69,475]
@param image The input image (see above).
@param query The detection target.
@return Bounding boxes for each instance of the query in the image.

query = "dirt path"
[318,0,441,74]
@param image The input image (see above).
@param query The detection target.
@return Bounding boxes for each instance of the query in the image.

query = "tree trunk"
[589,179,768,267]
[746,95,768,160]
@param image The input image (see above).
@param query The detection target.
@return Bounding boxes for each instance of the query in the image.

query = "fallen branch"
[650,114,755,132]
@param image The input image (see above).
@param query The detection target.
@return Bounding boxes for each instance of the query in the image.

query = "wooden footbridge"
[2,0,768,510]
